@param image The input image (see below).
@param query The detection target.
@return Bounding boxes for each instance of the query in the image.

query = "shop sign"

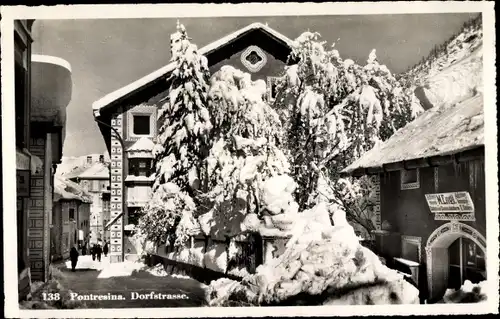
[16,170,30,197]
[425,191,475,221]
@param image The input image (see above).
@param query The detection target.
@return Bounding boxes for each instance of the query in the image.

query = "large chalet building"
[92,23,294,262]
[342,94,486,303]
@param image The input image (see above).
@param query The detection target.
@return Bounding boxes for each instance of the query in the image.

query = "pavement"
[52,255,208,308]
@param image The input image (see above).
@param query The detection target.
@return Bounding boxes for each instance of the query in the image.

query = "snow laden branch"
[274,31,422,237]
[138,22,212,247]
[198,66,297,239]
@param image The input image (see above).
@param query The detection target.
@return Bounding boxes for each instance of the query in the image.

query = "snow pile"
[442,280,488,304]
[204,243,228,273]
[206,203,419,306]
[167,245,205,268]
[20,268,88,309]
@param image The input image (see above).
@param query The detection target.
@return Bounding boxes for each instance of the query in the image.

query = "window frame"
[126,105,156,141]
[128,158,153,177]
[400,168,420,190]
[401,235,422,263]
[241,45,267,73]
[267,76,280,103]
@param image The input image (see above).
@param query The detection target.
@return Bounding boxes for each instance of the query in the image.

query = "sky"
[31,13,478,157]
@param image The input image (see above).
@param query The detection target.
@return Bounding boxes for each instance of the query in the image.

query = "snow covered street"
[51,256,207,308]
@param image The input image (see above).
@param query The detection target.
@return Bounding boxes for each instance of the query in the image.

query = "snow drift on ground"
[442,280,488,303]
[206,202,419,306]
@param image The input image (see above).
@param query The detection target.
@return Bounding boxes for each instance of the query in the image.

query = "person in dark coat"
[70,246,79,272]
[103,242,109,257]
[97,244,103,262]
[82,241,87,256]
[91,244,96,261]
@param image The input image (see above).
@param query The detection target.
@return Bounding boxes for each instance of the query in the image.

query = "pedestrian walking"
[103,242,109,257]
[70,246,79,272]
[96,244,102,262]
[91,244,96,261]
[82,241,87,256]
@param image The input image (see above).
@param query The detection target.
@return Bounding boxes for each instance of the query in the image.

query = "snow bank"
[442,280,488,303]
[21,269,88,309]
[206,202,419,306]
[204,243,228,273]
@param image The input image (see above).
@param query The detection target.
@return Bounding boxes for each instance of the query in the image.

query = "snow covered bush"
[138,182,197,247]
[206,202,419,306]
[139,22,212,247]
[273,31,421,236]
[200,65,295,238]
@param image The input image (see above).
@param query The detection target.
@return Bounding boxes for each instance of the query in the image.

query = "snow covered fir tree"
[81,15,487,307]
[133,22,427,305]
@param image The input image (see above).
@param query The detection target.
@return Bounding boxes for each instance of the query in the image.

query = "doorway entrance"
[448,237,486,290]
[425,221,486,302]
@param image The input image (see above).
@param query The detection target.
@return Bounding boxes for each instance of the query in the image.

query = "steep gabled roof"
[77,162,110,180]
[92,22,293,117]
[342,94,484,175]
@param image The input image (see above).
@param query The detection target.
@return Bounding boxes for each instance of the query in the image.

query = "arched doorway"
[425,221,486,301]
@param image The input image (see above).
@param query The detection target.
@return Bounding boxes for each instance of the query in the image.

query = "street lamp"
[94,118,126,262]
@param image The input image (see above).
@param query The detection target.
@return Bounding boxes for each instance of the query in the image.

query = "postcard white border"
[1,1,497,318]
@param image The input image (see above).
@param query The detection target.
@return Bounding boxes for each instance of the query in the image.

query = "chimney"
[99,155,104,163]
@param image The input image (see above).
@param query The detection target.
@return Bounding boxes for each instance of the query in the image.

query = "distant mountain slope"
[399,14,483,110]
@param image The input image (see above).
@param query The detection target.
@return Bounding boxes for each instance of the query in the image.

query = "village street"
[52,256,207,308]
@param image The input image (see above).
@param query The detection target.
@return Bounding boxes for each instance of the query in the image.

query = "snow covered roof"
[54,176,92,203]
[124,175,155,183]
[77,162,110,180]
[92,22,293,117]
[342,94,484,175]
[127,137,155,158]
[127,137,155,152]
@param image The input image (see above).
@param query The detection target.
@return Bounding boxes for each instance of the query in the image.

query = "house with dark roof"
[341,94,486,303]
[92,22,295,263]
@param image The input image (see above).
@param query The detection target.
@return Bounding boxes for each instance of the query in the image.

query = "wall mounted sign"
[16,170,31,197]
[425,191,475,221]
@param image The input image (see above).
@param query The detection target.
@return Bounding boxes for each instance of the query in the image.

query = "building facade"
[70,162,111,244]
[14,19,73,297]
[92,23,294,263]
[342,94,486,303]
[52,176,92,260]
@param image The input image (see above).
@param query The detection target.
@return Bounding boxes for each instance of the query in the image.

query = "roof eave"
[91,23,293,116]
[341,145,485,177]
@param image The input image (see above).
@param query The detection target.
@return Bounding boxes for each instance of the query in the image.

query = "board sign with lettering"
[425,192,475,221]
